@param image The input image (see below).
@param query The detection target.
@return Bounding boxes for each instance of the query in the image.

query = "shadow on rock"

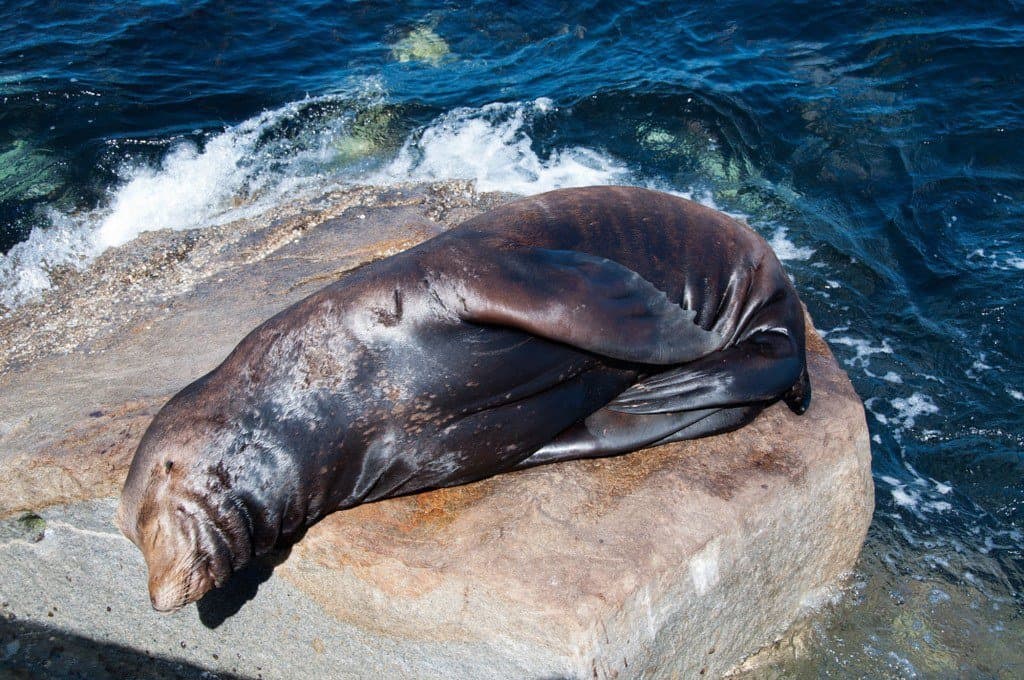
[0,614,244,679]
[196,547,293,629]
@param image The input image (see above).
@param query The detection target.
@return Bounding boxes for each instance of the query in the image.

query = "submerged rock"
[391,26,451,66]
[0,182,871,678]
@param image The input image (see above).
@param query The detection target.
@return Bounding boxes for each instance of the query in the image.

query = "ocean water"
[1,1,1022,675]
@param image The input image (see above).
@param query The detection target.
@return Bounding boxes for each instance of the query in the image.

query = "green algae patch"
[332,104,401,163]
[0,512,47,543]
[17,513,46,542]
[391,26,451,66]
[0,139,61,202]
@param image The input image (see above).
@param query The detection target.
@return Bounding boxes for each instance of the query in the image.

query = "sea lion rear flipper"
[607,331,805,414]
[782,363,812,414]
[444,246,723,364]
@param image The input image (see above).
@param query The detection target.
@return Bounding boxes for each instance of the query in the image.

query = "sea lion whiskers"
[159,543,211,612]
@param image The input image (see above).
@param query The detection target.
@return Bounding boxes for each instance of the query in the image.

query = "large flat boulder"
[0,183,872,678]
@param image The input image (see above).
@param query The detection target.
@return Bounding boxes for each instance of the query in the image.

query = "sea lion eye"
[164,460,174,473]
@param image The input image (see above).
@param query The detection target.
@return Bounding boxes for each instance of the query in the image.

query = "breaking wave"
[0,94,627,310]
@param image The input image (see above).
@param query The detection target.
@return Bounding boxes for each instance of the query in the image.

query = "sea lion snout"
[147,556,215,613]
[143,529,216,612]
[148,568,199,613]
[128,500,216,612]
[119,416,246,611]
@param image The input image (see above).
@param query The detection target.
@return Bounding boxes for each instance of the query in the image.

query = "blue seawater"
[1,1,1022,674]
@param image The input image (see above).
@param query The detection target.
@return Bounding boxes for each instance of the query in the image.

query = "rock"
[0,183,872,678]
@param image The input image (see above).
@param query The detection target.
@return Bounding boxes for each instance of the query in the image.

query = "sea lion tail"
[782,363,811,415]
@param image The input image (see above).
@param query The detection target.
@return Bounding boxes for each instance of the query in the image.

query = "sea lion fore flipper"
[606,330,804,414]
[444,246,723,365]
[514,407,719,467]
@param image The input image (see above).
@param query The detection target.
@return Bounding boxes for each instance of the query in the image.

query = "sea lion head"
[117,484,224,613]
[117,392,254,613]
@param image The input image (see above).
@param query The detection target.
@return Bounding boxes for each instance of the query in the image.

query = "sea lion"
[117,186,810,612]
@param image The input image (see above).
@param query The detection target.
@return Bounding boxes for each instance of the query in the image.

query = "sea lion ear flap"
[448,246,724,365]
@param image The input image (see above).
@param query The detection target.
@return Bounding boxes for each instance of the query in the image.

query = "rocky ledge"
[0,182,872,678]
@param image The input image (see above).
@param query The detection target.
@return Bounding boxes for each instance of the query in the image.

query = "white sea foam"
[768,225,815,261]
[827,334,893,369]
[864,398,888,425]
[966,247,1024,272]
[373,98,629,194]
[891,485,919,509]
[880,469,956,519]
[0,210,94,308]
[93,134,254,250]
[889,392,940,430]
[865,385,942,446]
[966,353,993,379]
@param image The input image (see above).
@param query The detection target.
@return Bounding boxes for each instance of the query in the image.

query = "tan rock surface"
[0,183,872,677]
